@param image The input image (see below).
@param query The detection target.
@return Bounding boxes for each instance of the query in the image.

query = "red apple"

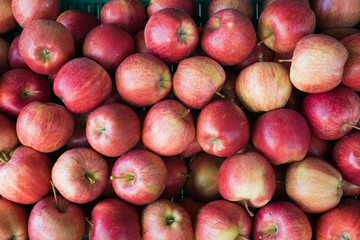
[252,201,312,240]
[115,53,172,106]
[301,86,360,140]
[53,57,112,113]
[19,19,75,75]
[8,35,29,70]
[142,99,195,156]
[111,149,167,205]
[28,195,86,240]
[0,198,28,240]
[322,27,360,40]
[66,113,90,149]
[0,69,52,118]
[208,0,254,19]
[144,8,199,64]
[178,134,203,158]
[0,0,17,35]
[261,0,310,11]
[311,0,360,29]
[286,157,343,213]
[177,197,204,222]
[0,37,10,77]
[252,108,310,165]
[306,132,332,159]
[16,102,75,153]
[290,34,348,93]
[134,30,149,53]
[0,113,18,152]
[173,56,225,110]
[147,0,196,17]
[341,33,360,91]
[197,100,250,157]
[90,198,141,240]
[235,62,292,112]
[142,199,194,240]
[161,156,188,199]
[86,103,141,157]
[258,0,316,53]
[201,8,256,66]
[195,200,252,240]
[316,204,360,239]
[0,145,51,204]
[342,179,360,197]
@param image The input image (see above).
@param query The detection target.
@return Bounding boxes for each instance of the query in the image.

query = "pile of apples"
[0,0,360,239]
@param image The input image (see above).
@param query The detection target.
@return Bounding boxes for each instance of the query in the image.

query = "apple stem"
[181,109,191,119]
[0,151,9,163]
[50,181,59,209]
[189,153,197,163]
[276,180,285,184]
[277,59,292,63]
[242,200,254,217]
[346,122,360,131]
[235,235,250,240]
[22,90,40,98]
[110,175,135,181]
[259,227,278,239]
[85,217,94,228]
[259,53,264,62]
[180,173,194,178]
[257,32,273,46]
[215,91,226,99]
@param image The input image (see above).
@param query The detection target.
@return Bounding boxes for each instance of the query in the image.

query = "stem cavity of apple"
[341,234,351,240]
[180,108,191,119]
[178,28,187,43]
[259,226,278,239]
[165,216,175,226]
[157,75,166,89]
[22,89,40,98]
[40,49,52,61]
[211,137,220,143]
[84,172,96,185]
[213,16,221,30]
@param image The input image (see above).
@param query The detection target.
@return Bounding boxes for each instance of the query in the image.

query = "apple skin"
[261,0,310,11]
[208,0,254,19]
[316,204,360,239]
[56,9,100,56]
[147,0,196,17]
[100,0,148,36]
[142,199,193,240]
[28,195,86,240]
[144,8,199,64]
[86,103,141,157]
[142,99,195,156]
[8,35,29,70]
[83,23,134,72]
[286,157,343,213]
[16,101,75,153]
[217,151,276,208]
[90,198,141,240]
[195,200,252,240]
[0,113,18,152]
[134,30,149,53]
[116,53,172,107]
[332,131,360,186]
[236,62,292,112]
[306,132,332,159]
[312,0,360,29]
[111,149,167,205]
[0,198,28,240]
[53,57,112,114]
[0,0,17,35]
[322,27,360,41]
[342,179,360,197]
[258,0,316,53]
[340,33,360,91]
[66,113,90,149]
[161,156,188,199]
[252,108,310,165]
[0,145,51,205]
[177,197,204,222]
[0,69,52,118]
[178,135,203,158]
[252,201,312,240]
[0,37,10,77]
[173,56,226,110]
[197,100,250,157]
[201,8,256,66]
[19,19,75,75]
[301,86,360,140]
[290,34,348,93]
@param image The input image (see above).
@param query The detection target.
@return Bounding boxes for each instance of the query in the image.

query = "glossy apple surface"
[147,0,196,17]
[341,33,360,91]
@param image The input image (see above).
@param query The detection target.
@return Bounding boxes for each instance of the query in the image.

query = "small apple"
[8,35,29,70]
[0,198,28,240]
[340,33,360,91]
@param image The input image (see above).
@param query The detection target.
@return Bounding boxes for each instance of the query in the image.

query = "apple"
[53,57,112,113]
[286,156,343,213]
[332,131,360,186]
[185,153,225,202]
[147,0,196,17]
[322,27,360,40]
[342,179,360,197]
[142,99,195,156]
[0,113,18,152]
[66,113,90,149]
[261,0,310,11]
[173,56,225,110]
[16,101,75,153]
[195,200,252,240]
[307,132,332,159]
[28,195,86,240]
[197,100,250,157]
[217,151,276,215]
[0,145,51,204]
[115,53,172,107]
[83,23,134,72]
[316,204,360,239]
[311,0,360,29]
[340,33,360,91]
[236,62,292,112]
[8,35,29,70]
[90,198,141,240]
[252,108,310,165]
[52,147,109,204]
[201,8,256,66]
[301,86,360,140]
[208,0,254,19]
[258,0,316,53]
[0,69,52,118]
[0,0,17,35]
[161,156,188,199]
[177,197,204,222]
[56,9,100,56]
[290,34,348,93]
[111,149,167,205]
[134,30,149,53]
[252,201,312,240]
[19,19,75,75]
[86,103,141,157]
[144,7,199,64]
[178,134,203,158]
[0,37,10,77]
[0,198,28,240]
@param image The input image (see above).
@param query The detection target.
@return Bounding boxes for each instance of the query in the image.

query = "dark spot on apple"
[178,29,187,42]
[9,235,16,240]
[165,216,175,226]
